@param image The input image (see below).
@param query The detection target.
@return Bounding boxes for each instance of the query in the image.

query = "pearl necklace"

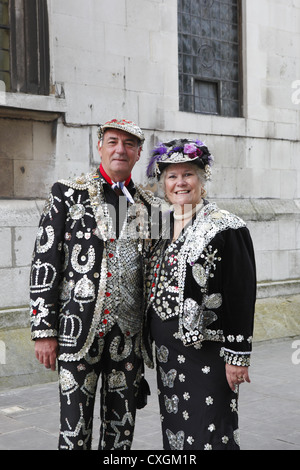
[173,201,203,221]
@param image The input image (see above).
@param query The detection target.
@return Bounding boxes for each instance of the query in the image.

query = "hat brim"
[157,156,205,176]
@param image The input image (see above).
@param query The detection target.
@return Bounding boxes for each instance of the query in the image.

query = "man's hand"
[35,338,58,371]
[225,363,250,392]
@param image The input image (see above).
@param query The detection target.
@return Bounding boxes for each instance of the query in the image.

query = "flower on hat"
[184,143,197,154]
[183,143,204,160]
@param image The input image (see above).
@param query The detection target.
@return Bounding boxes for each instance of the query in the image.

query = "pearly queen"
[146,202,255,367]
[30,168,159,362]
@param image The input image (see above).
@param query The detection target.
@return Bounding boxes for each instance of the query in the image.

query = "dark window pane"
[0,0,9,25]
[182,13,192,33]
[191,0,202,11]
[180,93,194,112]
[182,34,192,54]
[222,99,239,117]
[198,43,215,68]
[0,29,9,49]
[211,1,220,19]
[200,18,211,36]
[181,0,191,14]
[183,54,193,74]
[0,49,9,70]
[194,80,219,114]
[183,74,193,94]
[0,0,10,90]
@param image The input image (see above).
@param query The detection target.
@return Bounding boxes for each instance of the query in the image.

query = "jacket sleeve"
[29,182,67,340]
[220,227,256,366]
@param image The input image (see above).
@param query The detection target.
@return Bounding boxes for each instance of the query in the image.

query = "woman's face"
[164,163,203,209]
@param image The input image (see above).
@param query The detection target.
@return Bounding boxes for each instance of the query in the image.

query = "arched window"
[0,0,50,95]
[178,0,242,117]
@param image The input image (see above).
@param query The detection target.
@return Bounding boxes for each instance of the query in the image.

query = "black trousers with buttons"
[58,325,143,450]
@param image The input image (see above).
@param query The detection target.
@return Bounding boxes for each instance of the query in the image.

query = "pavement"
[0,337,300,451]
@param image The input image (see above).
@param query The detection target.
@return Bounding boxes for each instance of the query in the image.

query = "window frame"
[0,0,10,90]
[193,77,221,115]
[6,0,50,95]
[178,0,243,118]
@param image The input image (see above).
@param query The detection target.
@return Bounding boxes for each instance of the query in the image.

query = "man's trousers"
[58,325,143,450]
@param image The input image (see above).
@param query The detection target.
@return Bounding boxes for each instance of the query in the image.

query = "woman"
[145,139,256,450]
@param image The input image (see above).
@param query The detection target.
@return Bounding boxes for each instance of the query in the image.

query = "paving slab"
[0,337,299,451]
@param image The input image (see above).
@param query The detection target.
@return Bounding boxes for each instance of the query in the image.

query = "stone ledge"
[0,200,42,228]
[0,307,29,330]
[215,198,300,222]
[0,92,66,117]
[254,294,300,342]
[0,106,62,122]
[0,327,57,391]
[1,198,300,229]
[257,280,300,299]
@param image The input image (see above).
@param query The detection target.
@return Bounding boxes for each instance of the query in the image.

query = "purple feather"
[146,153,160,177]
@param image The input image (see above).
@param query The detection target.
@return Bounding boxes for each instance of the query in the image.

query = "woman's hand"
[225,363,250,391]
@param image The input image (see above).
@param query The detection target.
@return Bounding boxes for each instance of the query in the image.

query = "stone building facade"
[0,0,299,389]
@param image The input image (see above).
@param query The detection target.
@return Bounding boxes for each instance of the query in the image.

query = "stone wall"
[0,200,58,390]
[0,0,299,389]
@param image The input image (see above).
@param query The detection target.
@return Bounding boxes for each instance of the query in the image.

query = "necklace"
[173,201,203,221]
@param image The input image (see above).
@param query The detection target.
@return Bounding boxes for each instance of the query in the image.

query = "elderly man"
[30,119,158,450]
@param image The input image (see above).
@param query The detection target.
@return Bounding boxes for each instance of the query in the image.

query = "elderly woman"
[145,139,256,450]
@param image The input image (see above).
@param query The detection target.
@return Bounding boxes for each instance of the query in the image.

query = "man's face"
[98,129,141,181]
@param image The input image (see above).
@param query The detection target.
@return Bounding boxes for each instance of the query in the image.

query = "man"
[30,119,158,450]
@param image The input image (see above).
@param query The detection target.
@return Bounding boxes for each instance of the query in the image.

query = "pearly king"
[29,118,164,450]
[30,169,158,362]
